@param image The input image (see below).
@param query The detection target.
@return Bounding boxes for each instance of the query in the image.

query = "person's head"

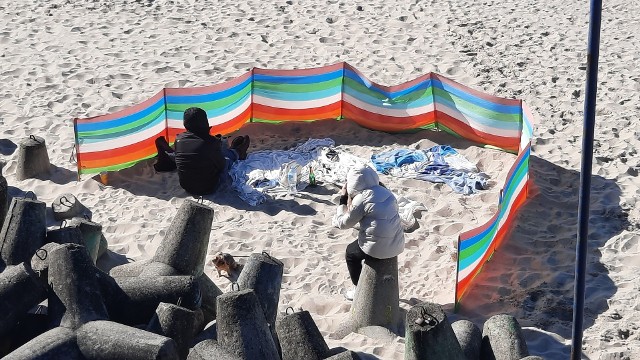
[183,107,210,136]
[346,165,380,196]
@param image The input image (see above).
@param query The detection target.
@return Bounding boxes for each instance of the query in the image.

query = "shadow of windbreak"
[456,155,629,359]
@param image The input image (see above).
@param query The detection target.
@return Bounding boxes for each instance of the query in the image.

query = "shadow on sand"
[453,155,629,359]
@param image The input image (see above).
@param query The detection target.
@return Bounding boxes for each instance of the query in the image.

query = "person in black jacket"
[154,107,250,196]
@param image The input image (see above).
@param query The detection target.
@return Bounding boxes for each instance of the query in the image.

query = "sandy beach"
[1,0,639,358]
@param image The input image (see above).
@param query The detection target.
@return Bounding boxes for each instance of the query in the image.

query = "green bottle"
[309,166,316,186]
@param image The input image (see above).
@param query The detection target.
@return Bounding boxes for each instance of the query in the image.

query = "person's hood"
[183,107,211,136]
[346,165,380,196]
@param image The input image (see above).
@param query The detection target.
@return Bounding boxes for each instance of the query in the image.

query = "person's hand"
[339,182,349,205]
[340,182,348,196]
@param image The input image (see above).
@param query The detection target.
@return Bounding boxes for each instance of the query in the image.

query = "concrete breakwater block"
[237,252,284,333]
[101,275,202,326]
[452,319,482,360]
[196,274,223,323]
[15,135,51,181]
[109,258,151,277]
[48,243,109,330]
[30,242,65,281]
[1,309,49,357]
[46,226,84,246]
[51,193,85,221]
[153,200,214,277]
[66,217,103,264]
[519,357,544,360]
[351,256,400,333]
[216,289,280,360]
[0,197,46,270]
[77,320,179,360]
[404,302,466,360]
[187,340,241,360]
[325,350,361,359]
[276,309,330,360]
[146,302,197,360]
[480,314,529,360]
[0,173,7,231]
[0,263,48,338]
[3,327,85,360]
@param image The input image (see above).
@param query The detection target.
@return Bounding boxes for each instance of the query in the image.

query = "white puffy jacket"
[332,165,405,259]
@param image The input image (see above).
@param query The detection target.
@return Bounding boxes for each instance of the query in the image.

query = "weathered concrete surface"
[276,310,330,360]
[15,135,51,181]
[404,302,465,360]
[0,263,48,338]
[0,197,46,269]
[3,327,84,360]
[452,319,482,360]
[146,302,197,360]
[480,314,529,360]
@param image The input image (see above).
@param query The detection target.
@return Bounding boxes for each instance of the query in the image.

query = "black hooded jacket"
[174,108,226,195]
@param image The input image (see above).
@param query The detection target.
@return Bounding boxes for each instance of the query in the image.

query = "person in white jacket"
[332,165,405,300]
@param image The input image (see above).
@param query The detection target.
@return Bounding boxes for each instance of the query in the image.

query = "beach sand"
[1,0,639,358]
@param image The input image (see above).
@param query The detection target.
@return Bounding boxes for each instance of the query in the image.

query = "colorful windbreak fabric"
[73,62,535,307]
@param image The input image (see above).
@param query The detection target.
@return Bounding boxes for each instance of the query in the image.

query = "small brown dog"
[212,252,240,277]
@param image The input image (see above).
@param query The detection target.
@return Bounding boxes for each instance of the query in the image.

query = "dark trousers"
[345,240,374,286]
[154,136,177,171]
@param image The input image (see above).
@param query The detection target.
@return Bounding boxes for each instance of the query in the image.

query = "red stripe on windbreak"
[459,212,499,241]
[253,62,344,77]
[432,74,522,106]
[342,102,435,126]
[166,107,252,143]
[164,71,253,96]
[76,90,165,124]
[253,102,341,119]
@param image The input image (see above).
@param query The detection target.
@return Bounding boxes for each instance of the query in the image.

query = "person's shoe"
[231,135,250,160]
[344,286,356,301]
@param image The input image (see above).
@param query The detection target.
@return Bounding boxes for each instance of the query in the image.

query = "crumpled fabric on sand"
[229,138,426,231]
[371,145,489,195]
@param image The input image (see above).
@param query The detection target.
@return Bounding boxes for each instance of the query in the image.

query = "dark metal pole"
[571,0,603,358]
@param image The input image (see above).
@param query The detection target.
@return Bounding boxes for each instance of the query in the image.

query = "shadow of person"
[455,155,627,359]
[0,139,17,156]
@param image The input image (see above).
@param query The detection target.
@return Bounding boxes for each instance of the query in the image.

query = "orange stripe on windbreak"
[80,144,157,169]
[78,132,164,163]
[252,102,341,121]
[436,111,519,152]
[455,241,496,302]
[342,103,436,131]
[167,107,252,143]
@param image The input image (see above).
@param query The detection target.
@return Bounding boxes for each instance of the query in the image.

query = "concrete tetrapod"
[47,243,109,330]
[216,289,280,360]
[350,256,400,333]
[0,263,48,339]
[480,314,529,360]
[324,350,361,359]
[0,197,46,270]
[276,309,330,360]
[45,226,84,246]
[66,217,103,264]
[519,357,544,360]
[51,193,85,221]
[452,319,482,360]
[146,302,198,360]
[76,320,179,360]
[0,173,7,231]
[100,275,202,326]
[15,135,51,181]
[187,340,241,360]
[237,251,284,346]
[153,199,214,277]
[3,327,85,360]
[404,302,466,360]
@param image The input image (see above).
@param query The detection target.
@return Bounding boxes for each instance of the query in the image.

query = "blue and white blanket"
[371,145,489,195]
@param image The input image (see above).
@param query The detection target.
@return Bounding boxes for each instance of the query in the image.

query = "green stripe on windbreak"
[253,77,343,93]
[459,226,498,260]
[251,117,341,124]
[79,155,156,175]
[166,84,251,112]
[78,106,165,137]
[501,158,528,202]
[433,88,520,123]
[343,77,434,103]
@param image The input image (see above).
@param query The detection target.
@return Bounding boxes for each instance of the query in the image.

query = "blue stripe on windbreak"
[499,150,529,205]
[165,78,252,104]
[459,232,494,269]
[253,69,343,84]
[432,80,521,114]
[343,68,433,99]
[343,86,433,109]
[459,217,498,252]
[435,96,521,131]
[166,93,250,120]
[78,113,165,142]
[76,99,165,132]
[253,86,341,101]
